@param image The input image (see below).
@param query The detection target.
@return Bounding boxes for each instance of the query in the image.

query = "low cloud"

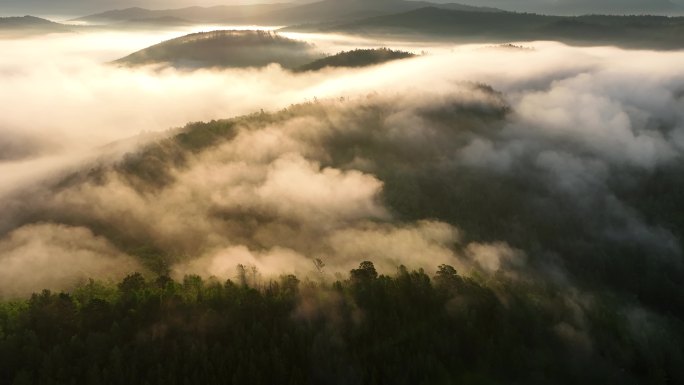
[466,242,525,273]
[0,223,143,298]
[0,30,683,307]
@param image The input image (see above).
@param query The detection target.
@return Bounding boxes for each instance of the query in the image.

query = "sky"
[1,0,682,17]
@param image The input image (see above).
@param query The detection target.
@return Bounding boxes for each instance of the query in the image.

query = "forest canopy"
[1,261,681,385]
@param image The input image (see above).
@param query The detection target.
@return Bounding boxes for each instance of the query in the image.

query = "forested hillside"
[294,48,416,72]
[114,30,322,69]
[3,0,684,383]
[1,261,682,384]
[1,82,683,384]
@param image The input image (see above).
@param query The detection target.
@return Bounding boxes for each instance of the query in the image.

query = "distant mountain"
[74,6,155,23]
[75,4,294,24]
[114,30,322,69]
[117,16,194,29]
[75,1,502,25]
[294,48,416,72]
[320,7,684,49]
[252,0,501,24]
[489,0,684,16]
[0,16,72,36]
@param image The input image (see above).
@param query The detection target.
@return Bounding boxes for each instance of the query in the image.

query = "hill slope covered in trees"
[1,261,682,384]
[114,30,322,69]
[1,79,683,383]
[294,48,416,72]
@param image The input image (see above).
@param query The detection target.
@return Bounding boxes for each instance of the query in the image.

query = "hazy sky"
[1,0,682,17]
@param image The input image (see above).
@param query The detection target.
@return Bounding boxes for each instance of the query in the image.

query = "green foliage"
[0,263,682,384]
[350,260,379,282]
[175,119,238,151]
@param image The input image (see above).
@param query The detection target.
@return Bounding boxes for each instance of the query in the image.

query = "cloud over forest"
[0,31,683,317]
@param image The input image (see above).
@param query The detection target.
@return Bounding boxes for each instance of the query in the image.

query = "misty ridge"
[113,30,417,71]
[1,1,684,384]
[3,70,684,382]
[5,1,684,49]
[113,30,322,69]
[293,48,416,72]
[0,15,72,37]
[310,7,684,49]
[72,1,501,26]
[7,75,683,311]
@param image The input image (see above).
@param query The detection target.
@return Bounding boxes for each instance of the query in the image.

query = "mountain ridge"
[74,1,502,25]
[0,15,72,36]
[313,6,684,49]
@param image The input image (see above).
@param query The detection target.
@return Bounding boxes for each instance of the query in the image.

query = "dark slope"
[294,48,416,72]
[323,7,684,49]
[114,30,322,69]
[0,16,72,36]
[75,1,502,25]
[10,85,684,321]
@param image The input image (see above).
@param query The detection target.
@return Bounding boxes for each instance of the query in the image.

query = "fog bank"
[1,30,683,301]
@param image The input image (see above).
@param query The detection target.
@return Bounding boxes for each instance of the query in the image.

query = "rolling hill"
[294,48,416,72]
[75,1,502,25]
[115,36,418,71]
[321,7,684,49]
[2,78,683,384]
[113,30,322,69]
[117,16,194,28]
[0,16,72,37]
[74,4,293,24]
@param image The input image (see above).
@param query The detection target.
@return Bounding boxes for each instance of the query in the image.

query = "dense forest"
[294,48,416,72]
[1,261,682,385]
